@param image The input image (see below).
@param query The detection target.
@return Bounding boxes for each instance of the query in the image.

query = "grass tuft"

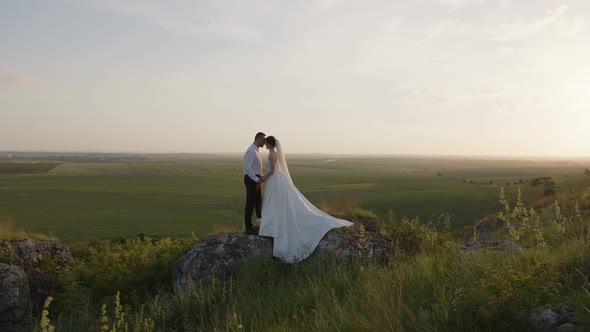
[0,218,57,241]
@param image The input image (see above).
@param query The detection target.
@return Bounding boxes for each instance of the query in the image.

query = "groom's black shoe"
[245,227,257,235]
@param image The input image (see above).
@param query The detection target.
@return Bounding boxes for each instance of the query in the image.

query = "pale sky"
[1,0,589,156]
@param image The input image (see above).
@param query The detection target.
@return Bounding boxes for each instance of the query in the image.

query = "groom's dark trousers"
[244,174,262,229]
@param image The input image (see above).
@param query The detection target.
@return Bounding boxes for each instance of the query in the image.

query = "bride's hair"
[265,136,277,147]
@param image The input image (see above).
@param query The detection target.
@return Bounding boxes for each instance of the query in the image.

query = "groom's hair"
[255,132,266,140]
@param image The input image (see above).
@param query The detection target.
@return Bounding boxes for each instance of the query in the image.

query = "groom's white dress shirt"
[244,144,262,182]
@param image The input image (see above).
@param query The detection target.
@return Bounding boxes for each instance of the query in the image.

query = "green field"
[0,162,62,174]
[1,157,588,242]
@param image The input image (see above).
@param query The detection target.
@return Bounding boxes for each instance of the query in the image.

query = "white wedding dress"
[259,140,353,263]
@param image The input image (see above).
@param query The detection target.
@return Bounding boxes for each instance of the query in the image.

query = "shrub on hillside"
[530,176,552,186]
[54,234,197,306]
[453,258,562,329]
[495,186,590,248]
[382,212,454,255]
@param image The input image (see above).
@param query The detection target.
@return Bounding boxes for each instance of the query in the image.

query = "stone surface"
[529,305,583,332]
[460,240,523,255]
[557,305,577,325]
[173,230,395,288]
[462,217,507,242]
[0,263,31,332]
[531,309,560,329]
[0,239,73,309]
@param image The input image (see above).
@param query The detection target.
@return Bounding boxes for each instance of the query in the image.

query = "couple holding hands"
[243,132,352,263]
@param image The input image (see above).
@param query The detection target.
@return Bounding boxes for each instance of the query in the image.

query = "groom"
[243,132,266,235]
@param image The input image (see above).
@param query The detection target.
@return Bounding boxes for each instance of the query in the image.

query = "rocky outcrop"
[0,263,31,332]
[0,239,73,270]
[0,239,73,310]
[173,230,395,288]
[530,305,581,331]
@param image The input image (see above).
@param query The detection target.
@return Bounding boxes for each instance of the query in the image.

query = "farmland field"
[0,162,62,174]
[1,156,589,242]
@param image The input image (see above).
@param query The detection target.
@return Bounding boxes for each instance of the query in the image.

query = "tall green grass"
[31,237,590,331]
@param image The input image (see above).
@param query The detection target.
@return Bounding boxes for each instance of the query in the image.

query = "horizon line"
[1,149,589,161]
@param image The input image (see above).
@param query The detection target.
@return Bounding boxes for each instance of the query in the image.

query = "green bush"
[53,234,197,308]
[383,213,454,256]
[455,259,561,328]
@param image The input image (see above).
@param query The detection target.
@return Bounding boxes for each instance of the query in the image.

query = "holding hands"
[256,175,266,190]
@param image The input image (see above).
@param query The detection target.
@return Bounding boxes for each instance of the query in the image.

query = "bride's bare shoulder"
[269,151,278,159]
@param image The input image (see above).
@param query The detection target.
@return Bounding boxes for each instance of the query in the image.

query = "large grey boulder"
[173,230,395,288]
[0,239,73,269]
[531,309,561,330]
[0,239,73,309]
[0,263,31,332]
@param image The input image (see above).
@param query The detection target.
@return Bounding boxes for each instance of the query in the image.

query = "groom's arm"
[244,149,260,182]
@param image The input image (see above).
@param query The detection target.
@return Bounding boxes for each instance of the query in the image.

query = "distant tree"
[585,168,590,175]
[469,180,475,184]
[544,189,556,197]
[489,181,493,185]
[437,172,443,176]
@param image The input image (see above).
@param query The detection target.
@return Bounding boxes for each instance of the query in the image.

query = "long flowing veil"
[259,138,354,263]
[275,140,292,183]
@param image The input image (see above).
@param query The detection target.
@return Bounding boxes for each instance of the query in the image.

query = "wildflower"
[40,297,55,332]
[101,304,109,331]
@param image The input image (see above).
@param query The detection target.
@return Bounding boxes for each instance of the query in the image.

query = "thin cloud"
[80,0,262,42]
[492,5,586,42]
[555,17,587,37]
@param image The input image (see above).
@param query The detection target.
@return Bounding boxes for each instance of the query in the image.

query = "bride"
[259,136,353,263]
